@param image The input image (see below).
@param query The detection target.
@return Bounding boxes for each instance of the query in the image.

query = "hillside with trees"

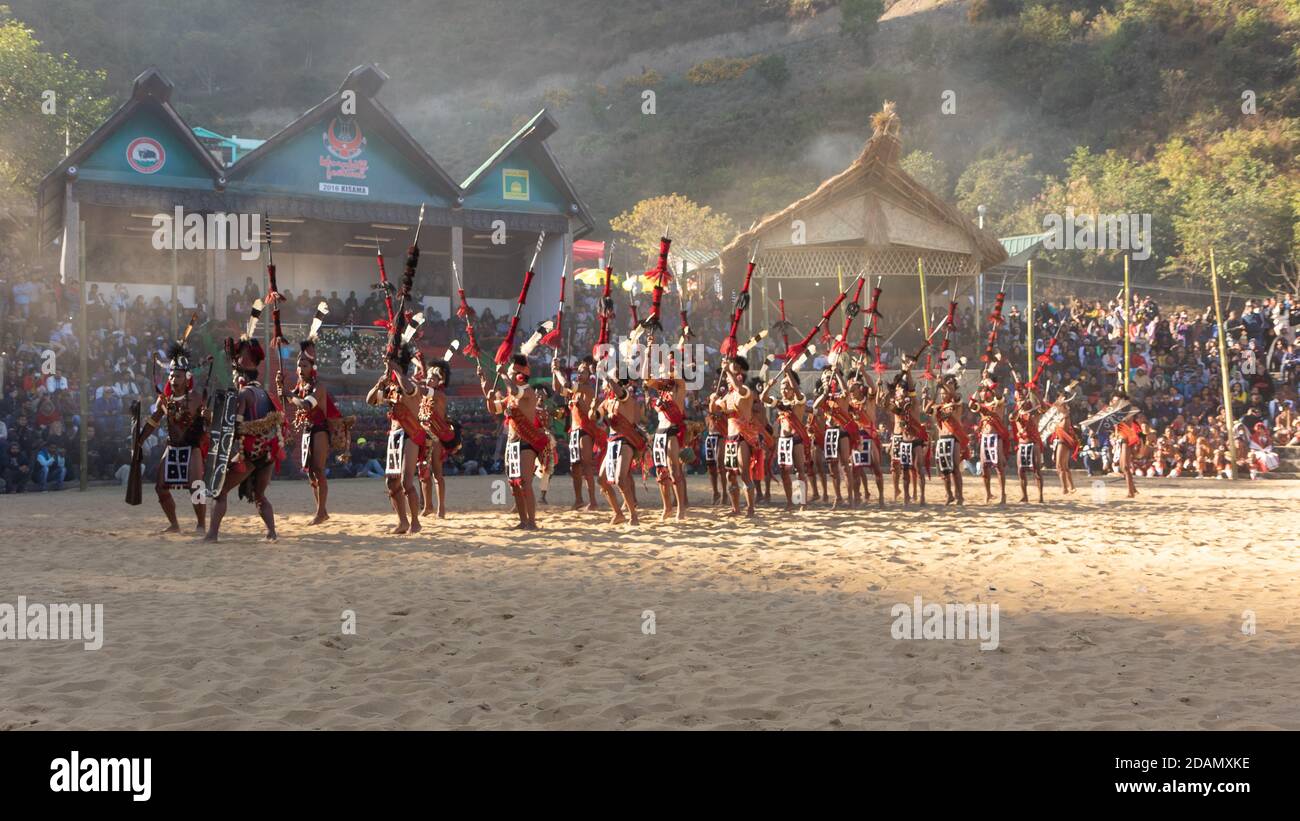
[3,0,1300,289]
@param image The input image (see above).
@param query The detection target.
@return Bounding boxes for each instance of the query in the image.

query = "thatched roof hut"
[719,102,1006,286]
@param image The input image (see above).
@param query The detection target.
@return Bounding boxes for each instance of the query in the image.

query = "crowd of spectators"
[1000,291,1299,479]
[6,247,1297,491]
[1,256,192,493]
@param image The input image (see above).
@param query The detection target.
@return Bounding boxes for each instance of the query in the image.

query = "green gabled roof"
[461,109,594,237]
[999,232,1052,260]
[192,126,265,151]
[225,64,461,203]
[675,248,722,269]
[461,110,551,190]
[36,67,228,246]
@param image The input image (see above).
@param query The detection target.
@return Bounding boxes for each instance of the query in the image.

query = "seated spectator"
[2,440,31,493]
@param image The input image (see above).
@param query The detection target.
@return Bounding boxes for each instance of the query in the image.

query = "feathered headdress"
[224,335,265,367]
[425,357,451,385]
[223,298,266,368]
[160,339,193,373]
[307,301,329,343]
[388,340,416,374]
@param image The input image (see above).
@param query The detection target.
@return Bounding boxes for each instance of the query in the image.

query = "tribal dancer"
[925,375,968,505]
[278,337,339,524]
[644,339,689,521]
[710,356,763,518]
[847,372,885,506]
[555,355,604,511]
[595,375,645,526]
[806,383,829,504]
[968,370,1010,505]
[1044,381,1080,494]
[811,369,858,509]
[480,355,551,530]
[885,370,928,506]
[1009,376,1046,503]
[765,369,812,511]
[703,371,727,506]
[367,343,425,534]
[140,339,209,533]
[415,350,460,519]
[1109,389,1144,498]
[533,385,561,505]
[205,335,284,542]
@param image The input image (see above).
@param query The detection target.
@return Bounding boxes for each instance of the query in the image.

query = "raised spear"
[760,272,864,401]
[828,270,867,368]
[387,203,426,363]
[983,275,1008,365]
[1028,309,1071,390]
[494,231,546,366]
[374,238,395,330]
[594,245,615,357]
[718,243,759,358]
[635,236,673,339]
[540,250,569,350]
[451,259,480,359]
[263,218,288,394]
[770,280,795,358]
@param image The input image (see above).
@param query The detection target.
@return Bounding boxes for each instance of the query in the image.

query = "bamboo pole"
[171,243,179,340]
[1122,254,1130,393]
[1026,258,1034,378]
[1209,249,1237,480]
[78,219,88,492]
[917,257,930,340]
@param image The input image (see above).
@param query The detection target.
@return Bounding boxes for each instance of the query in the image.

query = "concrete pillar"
[59,184,79,285]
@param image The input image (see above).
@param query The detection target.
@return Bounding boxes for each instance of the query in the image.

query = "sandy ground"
[0,473,1297,730]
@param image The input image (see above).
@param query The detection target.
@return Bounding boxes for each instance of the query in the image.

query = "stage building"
[37,64,594,333]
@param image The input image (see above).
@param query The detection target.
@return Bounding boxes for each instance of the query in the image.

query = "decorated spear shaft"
[778,282,791,353]
[451,260,481,359]
[761,273,864,400]
[983,276,1008,364]
[638,236,673,335]
[389,204,426,355]
[719,244,759,358]
[715,244,759,392]
[375,240,395,328]
[494,231,546,366]
[263,218,288,397]
[830,273,868,367]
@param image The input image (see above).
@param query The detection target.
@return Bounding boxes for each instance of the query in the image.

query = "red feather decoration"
[541,266,567,348]
[456,288,476,320]
[495,268,537,365]
[719,256,756,359]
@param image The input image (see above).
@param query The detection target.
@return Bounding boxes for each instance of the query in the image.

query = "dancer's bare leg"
[309,431,330,524]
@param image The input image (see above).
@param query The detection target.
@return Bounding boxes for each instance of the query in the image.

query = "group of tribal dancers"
[133,310,354,541]
[542,349,1112,527]
[134,224,1152,539]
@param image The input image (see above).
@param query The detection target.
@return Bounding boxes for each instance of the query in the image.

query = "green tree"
[0,12,112,218]
[756,54,790,88]
[900,150,950,198]
[954,151,1042,236]
[839,0,884,42]
[610,193,734,270]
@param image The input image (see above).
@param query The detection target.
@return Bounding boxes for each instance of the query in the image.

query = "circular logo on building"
[323,116,365,160]
[125,137,166,174]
